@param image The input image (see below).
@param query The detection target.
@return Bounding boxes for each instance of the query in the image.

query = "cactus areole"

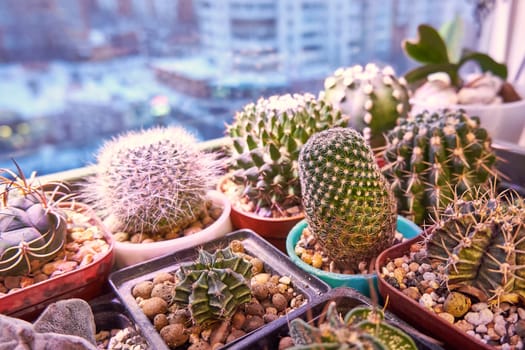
[299,127,397,270]
[0,167,67,276]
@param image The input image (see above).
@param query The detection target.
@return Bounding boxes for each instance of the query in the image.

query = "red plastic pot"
[1,202,115,321]
[375,233,493,350]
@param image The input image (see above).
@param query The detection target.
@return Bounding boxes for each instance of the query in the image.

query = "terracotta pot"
[229,204,304,253]
[110,190,233,269]
[375,233,493,350]
[1,202,115,321]
[286,216,421,297]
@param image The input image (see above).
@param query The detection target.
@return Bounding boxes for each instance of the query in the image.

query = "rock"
[34,298,97,345]
[0,313,96,350]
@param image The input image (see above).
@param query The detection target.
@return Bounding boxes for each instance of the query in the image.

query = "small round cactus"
[0,166,67,276]
[321,63,410,148]
[299,127,397,270]
[382,109,498,226]
[226,93,348,217]
[172,246,253,326]
[82,126,221,235]
[425,190,525,304]
[289,301,417,349]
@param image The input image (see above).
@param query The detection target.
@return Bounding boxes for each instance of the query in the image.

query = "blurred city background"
[0,0,480,175]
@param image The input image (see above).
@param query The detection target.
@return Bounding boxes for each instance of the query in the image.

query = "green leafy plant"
[225,93,348,217]
[288,301,417,349]
[403,23,507,87]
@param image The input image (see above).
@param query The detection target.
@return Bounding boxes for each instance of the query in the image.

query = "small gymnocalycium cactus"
[299,127,397,270]
[82,126,221,235]
[226,93,348,217]
[172,246,253,326]
[0,164,68,276]
[382,109,498,226]
[425,189,525,304]
[289,301,417,349]
[321,63,410,148]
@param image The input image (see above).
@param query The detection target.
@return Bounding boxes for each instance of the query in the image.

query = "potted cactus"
[321,63,411,149]
[221,93,348,251]
[0,163,114,320]
[404,23,525,144]
[81,126,232,268]
[376,188,525,350]
[109,230,330,349]
[286,127,421,297]
[381,108,499,226]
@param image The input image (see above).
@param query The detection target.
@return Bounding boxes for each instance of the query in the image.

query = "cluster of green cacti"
[0,166,67,276]
[226,93,348,217]
[382,109,498,226]
[298,127,397,270]
[172,246,253,326]
[82,126,221,235]
[321,63,410,148]
[289,301,417,349]
[425,190,525,304]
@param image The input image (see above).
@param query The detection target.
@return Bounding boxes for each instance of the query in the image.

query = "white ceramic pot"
[411,85,525,144]
[111,190,232,268]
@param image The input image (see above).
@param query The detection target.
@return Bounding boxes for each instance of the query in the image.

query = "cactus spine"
[321,63,410,148]
[425,190,525,304]
[382,109,498,226]
[0,166,67,276]
[82,126,221,235]
[289,301,417,349]
[226,93,348,217]
[172,246,253,326]
[299,127,397,270]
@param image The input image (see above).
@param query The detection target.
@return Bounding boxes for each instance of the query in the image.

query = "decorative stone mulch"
[0,209,110,296]
[112,200,223,243]
[96,326,149,350]
[380,242,525,349]
[294,225,405,274]
[131,240,307,349]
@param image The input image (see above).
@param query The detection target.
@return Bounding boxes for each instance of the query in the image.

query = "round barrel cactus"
[299,127,396,270]
[321,63,410,148]
[382,109,498,226]
[0,167,67,276]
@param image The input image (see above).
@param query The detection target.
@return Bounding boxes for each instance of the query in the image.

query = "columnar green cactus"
[172,246,253,326]
[425,191,525,304]
[382,109,498,226]
[289,301,417,350]
[0,166,67,276]
[82,126,221,235]
[321,63,410,148]
[299,127,397,269]
[226,93,348,217]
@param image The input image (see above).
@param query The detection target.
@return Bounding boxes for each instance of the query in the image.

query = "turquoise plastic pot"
[286,216,421,298]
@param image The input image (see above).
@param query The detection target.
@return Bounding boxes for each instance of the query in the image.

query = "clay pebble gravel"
[96,326,149,350]
[0,209,110,296]
[380,242,525,349]
[131,240,307,349]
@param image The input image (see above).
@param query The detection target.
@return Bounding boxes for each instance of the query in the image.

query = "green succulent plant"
[321,63,410,148]
[0,164,68,276]
[82,126,221,235]
[299,127,397,270]
[425,189,525,305]
[381,109,498,226]
[403,23,507,88]
[225,93,348,217]
[172,246,253,327]
[289,301,417,350]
